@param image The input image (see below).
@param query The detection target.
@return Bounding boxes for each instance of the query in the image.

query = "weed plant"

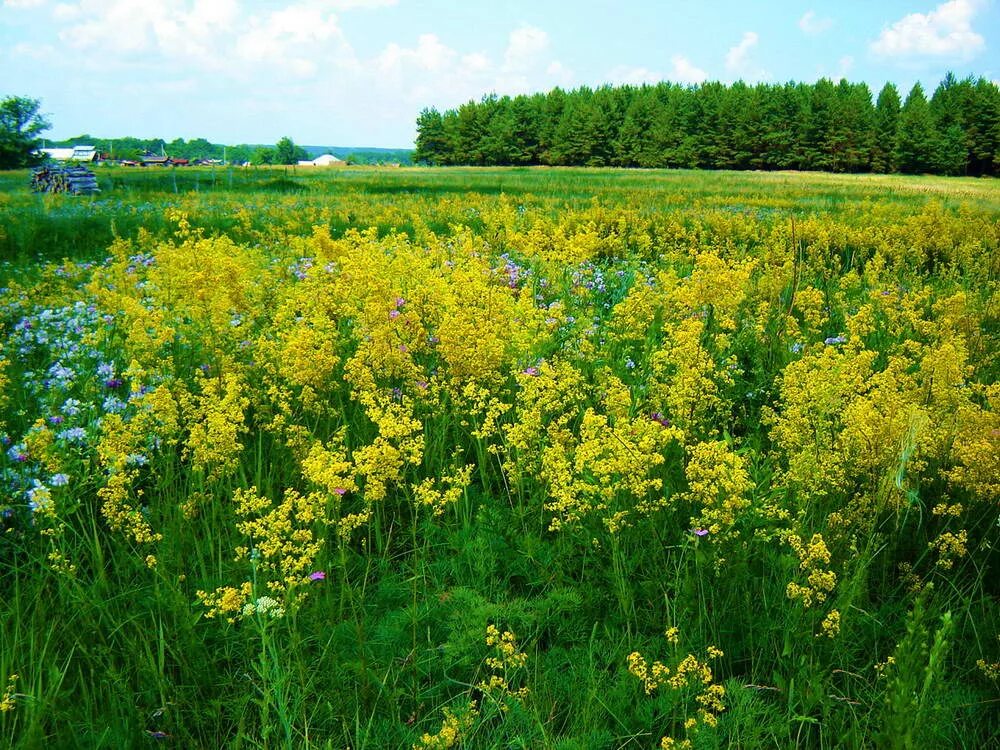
[0,166,998,748]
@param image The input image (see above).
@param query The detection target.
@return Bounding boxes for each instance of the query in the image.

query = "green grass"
[1,166,998,749]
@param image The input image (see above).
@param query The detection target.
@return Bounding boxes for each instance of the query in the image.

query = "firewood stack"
[31,165,101,195]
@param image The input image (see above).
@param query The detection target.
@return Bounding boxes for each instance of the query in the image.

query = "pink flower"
[333,488,347,496]
[309,571,326,581]
[693,528,709,537]
[523,366,539,376]
[389,309,400,319]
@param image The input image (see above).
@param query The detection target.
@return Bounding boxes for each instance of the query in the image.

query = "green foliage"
[415,74,1000,176]
[0,96,50,170]
[0,167,998,748]
[275,136,309,165]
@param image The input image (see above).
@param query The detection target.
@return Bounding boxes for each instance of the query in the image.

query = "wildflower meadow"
[1,166,998,748]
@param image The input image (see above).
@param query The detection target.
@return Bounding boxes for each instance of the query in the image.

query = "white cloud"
[836,55,854,78]
[870,0,985,60]
[670,55,707,84]
[725,31,768,80]
[605,65,660,86]
[799,10,833,35]
[503,25,549,72]
[51,2,79,21]
[604,55,705,87]
[4,0,46,8]
[236,3,352,77]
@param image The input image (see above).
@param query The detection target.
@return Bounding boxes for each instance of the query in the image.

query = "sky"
[1,0,998,148]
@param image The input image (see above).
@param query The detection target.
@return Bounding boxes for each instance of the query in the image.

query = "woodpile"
[31,165,101,195]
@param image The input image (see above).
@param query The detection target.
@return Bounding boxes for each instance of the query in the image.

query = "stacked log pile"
[31,165,101,195]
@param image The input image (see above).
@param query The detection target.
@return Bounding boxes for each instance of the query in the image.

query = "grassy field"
[1,166,998,749]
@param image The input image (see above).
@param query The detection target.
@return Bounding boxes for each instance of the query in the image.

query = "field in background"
[1,166,998,748]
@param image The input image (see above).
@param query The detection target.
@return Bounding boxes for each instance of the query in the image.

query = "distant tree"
[414,107,448,165]
[251,147,276,165]
[275,136,308,165]
[0,96,51,169]
[413,75,998,176]
[896,83,936,174]
[872,83,902,173]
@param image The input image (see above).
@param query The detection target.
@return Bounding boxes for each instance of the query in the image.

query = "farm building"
[297,154,346,167]
[38,145,99,162]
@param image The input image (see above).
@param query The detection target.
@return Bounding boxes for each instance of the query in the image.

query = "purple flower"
[333,488,347,496]
[395,297,406,308]
[824,336,846,346]
[309,571,326,581]
[650,412,671,428]
[693,528,709,537]
[48,415,64,425]
[58,427,86,443]
[523,367,539,376]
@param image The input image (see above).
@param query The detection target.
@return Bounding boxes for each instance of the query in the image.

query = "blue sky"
[1,0,998,147]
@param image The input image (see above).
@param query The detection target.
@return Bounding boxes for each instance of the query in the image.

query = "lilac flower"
[389,309,400,319]
[309,571,326,581]
[824,336,846,346]
[103,395,126,413]
[333,488,347,496]
[48,415,64,425]
[62,398,82,416]
[693,528,709,537]
[105,378,124,389]
[50,473,70,487]
[523,366,539,376]
[395,297,406,308]
[7,443,28,462]
[96,361,115,379]
[650,412,671,428]
[58,427,86,443]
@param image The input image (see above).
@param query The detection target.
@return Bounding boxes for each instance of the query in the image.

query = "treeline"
[414,73,1000,175]
[43,135,413,165]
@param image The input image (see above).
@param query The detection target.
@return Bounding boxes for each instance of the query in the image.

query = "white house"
[38,145,98,162]
[297,154,346,167]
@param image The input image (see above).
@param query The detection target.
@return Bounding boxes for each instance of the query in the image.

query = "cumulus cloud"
[870,0,985,61]
[799,10,833,35]
[836,55,854,78]
[605,65,660,86]
[725,31,768,80]
[670,55,707,84]
[503,25,549,72]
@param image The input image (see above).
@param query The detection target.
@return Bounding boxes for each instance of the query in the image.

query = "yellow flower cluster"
[627,629,726,741]
[683,440,751,540]
[183,372,249,481]
[0,674,17,713]
[413,701,479,750]
[785,533,837,609]
[477,625,530,709]
[412,462,473,517]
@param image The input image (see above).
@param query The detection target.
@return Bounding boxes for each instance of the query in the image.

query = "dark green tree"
[872,83,902,173]
[275,136,308,165]
[250,147,276,165]
[896,83,936,173]
[0,96,51,169]
[414,107,448,165]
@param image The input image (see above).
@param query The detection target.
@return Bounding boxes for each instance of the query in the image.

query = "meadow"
[0,165,998,749]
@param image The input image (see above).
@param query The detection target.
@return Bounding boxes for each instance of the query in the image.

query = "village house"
[38,145,99,162]
[297,154,346,167]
